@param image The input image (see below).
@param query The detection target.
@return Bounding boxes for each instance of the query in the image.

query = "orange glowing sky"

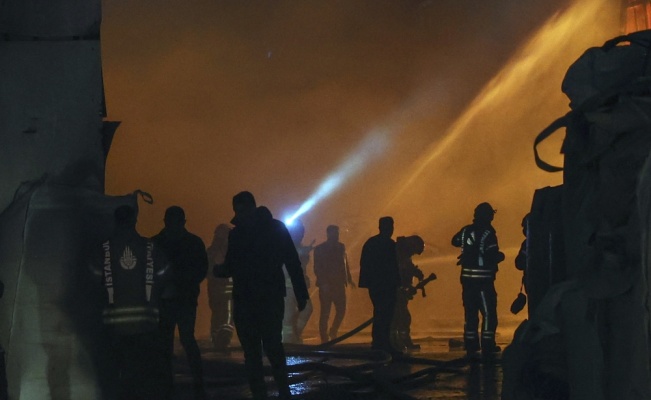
[100,0,621,332]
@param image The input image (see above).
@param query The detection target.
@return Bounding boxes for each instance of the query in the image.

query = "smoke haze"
[101,0,621,334]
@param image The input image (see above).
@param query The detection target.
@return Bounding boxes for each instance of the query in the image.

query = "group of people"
[359,201,505,359]
[99,205,208,400]
[207,213,358,350]
[100,192,505,400]
[281,221,357,346]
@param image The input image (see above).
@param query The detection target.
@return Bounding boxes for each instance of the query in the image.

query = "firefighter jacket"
[451,223,503,280]
[396,236,425,288]
[100,228,166,335]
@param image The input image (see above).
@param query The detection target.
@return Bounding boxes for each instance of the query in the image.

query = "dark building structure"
[0,1,131,398]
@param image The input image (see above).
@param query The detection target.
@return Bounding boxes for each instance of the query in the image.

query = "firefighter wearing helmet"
[451,202,505,359]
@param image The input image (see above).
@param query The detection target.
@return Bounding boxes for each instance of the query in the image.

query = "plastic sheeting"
[0,40,106,213]
[0,181,148,399]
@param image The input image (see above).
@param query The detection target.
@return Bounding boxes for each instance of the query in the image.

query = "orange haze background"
[101,0,621,339]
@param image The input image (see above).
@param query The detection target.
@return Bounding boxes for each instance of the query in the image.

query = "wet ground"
[172,327,515,400]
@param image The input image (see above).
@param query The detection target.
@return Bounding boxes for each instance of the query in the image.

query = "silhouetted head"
[164,206,186,230]
[255,206,273,223]
[114,205,137,229]
[378,216,394,238]
[473,202,496,223]
[232,191,256,214]
[288,220,305,244]
[401,235,425,256]
[326,225,339,242]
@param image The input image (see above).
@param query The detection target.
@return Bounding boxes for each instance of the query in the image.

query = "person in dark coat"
[451,202,505,358]
[359,216,401,353]
[313,225,355,344]
[153,206,208,399]
[214,191,309,400]
[99,205,169,400]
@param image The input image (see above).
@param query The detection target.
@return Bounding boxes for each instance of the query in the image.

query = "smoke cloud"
[101,0,620,333]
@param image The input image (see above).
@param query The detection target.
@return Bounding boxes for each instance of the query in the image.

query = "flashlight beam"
[285,129,390,226]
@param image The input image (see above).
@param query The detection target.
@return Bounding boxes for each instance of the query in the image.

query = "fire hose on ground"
[280,316,471,400]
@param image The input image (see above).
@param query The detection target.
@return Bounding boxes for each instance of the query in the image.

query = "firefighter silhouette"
[451,202,504,358]
[282,220,314,344]
[207,223,235,352]
[100,205,169,399]
[391,235,426,351]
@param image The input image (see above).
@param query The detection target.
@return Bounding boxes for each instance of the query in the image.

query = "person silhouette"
[282,220,314,344]
[214,191,308,400]
[206,223,235,352]
[451,202,505,359]
[153,206,208,399]
[99,205,168,400]
[359,216,401,354]
[313,225,355,343]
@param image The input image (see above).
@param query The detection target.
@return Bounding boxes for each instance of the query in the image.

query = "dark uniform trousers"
[461,278,498,352]
[392,288,413,348]
[369,286,398,351]
[233,295,290,400]
[112,331,168,400]
[159,298,204,393]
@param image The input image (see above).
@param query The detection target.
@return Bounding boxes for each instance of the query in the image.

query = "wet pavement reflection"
[172,330,511,400]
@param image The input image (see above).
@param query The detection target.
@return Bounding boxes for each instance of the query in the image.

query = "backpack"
[534,29,651,296]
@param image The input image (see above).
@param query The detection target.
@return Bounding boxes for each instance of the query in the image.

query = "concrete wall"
[0,2,122,398]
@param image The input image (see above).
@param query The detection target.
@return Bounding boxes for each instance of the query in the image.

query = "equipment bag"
[534,30,651,296]
[523,29,651,400]
[525,185,565,315]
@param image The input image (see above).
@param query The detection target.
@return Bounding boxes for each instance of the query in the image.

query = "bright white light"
[284,129,390,225]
